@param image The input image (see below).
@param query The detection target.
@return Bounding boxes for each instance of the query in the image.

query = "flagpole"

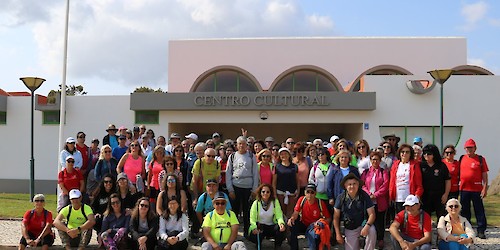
[58,0,70,173]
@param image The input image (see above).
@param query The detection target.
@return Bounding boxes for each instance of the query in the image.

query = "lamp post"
[427,70,454,151]
[20,77,46,201]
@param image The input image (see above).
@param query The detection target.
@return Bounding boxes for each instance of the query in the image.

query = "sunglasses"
[357,145,366,149]
[286,141,295,144]
[34,200,45,203]
[206,155,216,158]
[139,203,149,208]
[272,148,279,151]
[104,150,111,153]
[261,190,270,194]
[130,144,138,147]
[383,145,391,149]
[67,160,75,163]
[401,150,411,154]
[423,152,433,156]
[104,180,113,184]
[111,201,120,205]
[167,179,176,183]
[449,204,459,209]
[261,155,271,158]
[215,201,226,206]
[318,153,325,156]
[166,162,174,166]
[444,151,455,155]
[371,158,380,161]
[175,149,183,152]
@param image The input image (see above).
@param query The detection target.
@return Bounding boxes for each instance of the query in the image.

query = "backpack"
[312,162,330,182]
[28,209,49,228]
[66,204,88,221]
[299,196,324,219]
[191,158,220,193]
[402,209,424,235]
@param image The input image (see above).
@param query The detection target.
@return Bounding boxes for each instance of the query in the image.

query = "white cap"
[278,148,290,154]
[65,155,75,161]
[66,137,76,143]
[402,195,420,206]
[330,135,340,142]
[69,189,82,199]
[185,133,198,141]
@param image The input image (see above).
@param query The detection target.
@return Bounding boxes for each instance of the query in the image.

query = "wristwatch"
[77,226,81,233]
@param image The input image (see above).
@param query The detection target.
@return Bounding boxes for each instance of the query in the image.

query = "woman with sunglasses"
[420,144,451,219]
[57,155,85,211]
[60,137,83,170]
[146,145,166,200]
[305,144,318,165]
[19,194,54,250]
[216,144,230,193]
[389,144,424,213]
[360,151,389,249]
[380,141,396,171]
[117,140,145,190]
[158,196,189,250]
[161,156,183,189]
[437,198,475,250]
[248,183,286,249]
[354,139,371,175]
[91,174,117,234]
[129,197,158,250]
[94,145,119,182]
[146,129,156,148]
[442,145,460,200]
[331,139,357,166]
[271,144,281,166]
[308,147,333,204]
[257,148,274,186]
[173,144,190,191]
[100,193,130,250]
[157,174,188,216]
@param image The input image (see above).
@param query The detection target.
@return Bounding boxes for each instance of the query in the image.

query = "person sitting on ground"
[248,183,286,249]
[287,183,331,250]
[100,193,130,250]
[53,189,96,250]
[201,192,247,250]
[19,194,55,250]
[129,197,159,250]
[333,173,377,250]
[158,196,189,250]
[91,174,116,234]
[195,179,232,227]
[437,198,475,250]
[389,194,432,250]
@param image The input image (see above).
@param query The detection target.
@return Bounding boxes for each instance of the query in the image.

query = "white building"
[1,37,497,193]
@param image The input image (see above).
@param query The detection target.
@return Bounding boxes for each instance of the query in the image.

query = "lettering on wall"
[194,95,329,107]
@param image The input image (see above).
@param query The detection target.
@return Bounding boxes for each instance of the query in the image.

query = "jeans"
[390,233,431,250]
[460,191,487,233]
[289,221,318,250]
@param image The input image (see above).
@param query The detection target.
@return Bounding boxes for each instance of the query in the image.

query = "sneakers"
[377,239,384,249]
[478,231,486,239]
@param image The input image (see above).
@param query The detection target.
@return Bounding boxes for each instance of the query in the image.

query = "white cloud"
[489,18,500,27]
[307,14,334,31]
[460,1,488,31]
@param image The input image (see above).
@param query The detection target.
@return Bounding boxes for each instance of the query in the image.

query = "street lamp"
[20,77,46,201]
[427,70,454,151]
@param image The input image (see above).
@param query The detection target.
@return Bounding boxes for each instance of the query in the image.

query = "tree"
[47,84,87,103]
[133,86,165,93]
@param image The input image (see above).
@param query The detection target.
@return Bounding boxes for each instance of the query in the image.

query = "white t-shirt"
[396,162,411,202]
[357,156,370,175]
[259,202,275,226]
[370,173,377,205]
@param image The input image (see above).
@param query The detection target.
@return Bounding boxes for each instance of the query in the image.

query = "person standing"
[103,124,119,150]
[459,138,489,239]
[75,132,91,178]
[226,136,259,238]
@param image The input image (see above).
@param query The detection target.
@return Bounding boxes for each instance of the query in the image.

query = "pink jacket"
[360,167,390,212]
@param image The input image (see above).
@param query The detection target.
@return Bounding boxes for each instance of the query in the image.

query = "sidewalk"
[1,219,499,249]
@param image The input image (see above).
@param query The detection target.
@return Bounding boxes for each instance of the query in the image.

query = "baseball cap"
[119,135,126,139]
[206,179,218,185]
[170,133,181,139]
[464,138,476,148]
[212,192,227,202]
[265,136,274,142]
[141,134,148,139]
[117,173,128,182]
[330,135,340,142]
[212,132,220,138]
[66,137,76,143]
[403,195,420,206]
[133,126,140,132]
[278,148,290,154]
[65,155,75,161]
[305,183,317,192]
[69,189,82,199]
[185,133,198,141]
[413,137,423,143]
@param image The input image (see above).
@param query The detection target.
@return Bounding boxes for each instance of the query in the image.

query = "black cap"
[305,183,317,191]
[212,192,227,202]
[133,126,140,132]
[206,179,217,185]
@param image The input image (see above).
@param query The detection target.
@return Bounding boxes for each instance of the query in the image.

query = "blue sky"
[0,0,498,95]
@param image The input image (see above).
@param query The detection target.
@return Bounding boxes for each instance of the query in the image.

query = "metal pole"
[440,83,444,151]
[30,90,35,201]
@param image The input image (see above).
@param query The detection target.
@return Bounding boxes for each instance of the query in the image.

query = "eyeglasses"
[139,203,149,208]
[34,200,45,203]
[167,179,176,183]
[272,148,279,151]
[449,204,459,209]
[111,201,120,205]
[306,190,315,194]
[104,180,113,184]
[357,145,366,149]
[261,190,270,194]
[206,155,216,158]
[401,150,411,154]
[444,151,455,155]
[286,141,295,145]
[215,201,226,206]
[383,145,391,149]
[104,150,111,153]
[166,162,174,166]
[67,160,75,163]
[261,155,271,158]
[119,137,126,140]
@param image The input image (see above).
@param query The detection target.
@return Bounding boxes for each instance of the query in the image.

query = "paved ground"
[1,219,498,249]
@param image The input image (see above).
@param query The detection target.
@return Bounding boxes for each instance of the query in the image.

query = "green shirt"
[59,204,94,229]
[202,210,239,244]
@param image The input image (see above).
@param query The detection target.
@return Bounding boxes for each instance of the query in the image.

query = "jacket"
[389,160,424,201]
[248,199,285,234]
[360,167,389,211]
[94,158,119,182]
[437,214,475,247]
[326,165,360,201]
[129,215,159,241]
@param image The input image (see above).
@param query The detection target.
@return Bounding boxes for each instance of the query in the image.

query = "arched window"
[192,67,260,92]
[271,66,341,92]
[348,65,413,92]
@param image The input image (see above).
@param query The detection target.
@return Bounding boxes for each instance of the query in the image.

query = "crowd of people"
[19,125,489,250]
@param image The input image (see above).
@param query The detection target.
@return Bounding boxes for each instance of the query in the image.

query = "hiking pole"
[257,231,260,250]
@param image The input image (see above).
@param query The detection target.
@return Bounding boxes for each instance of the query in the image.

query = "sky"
[0,0,499,96]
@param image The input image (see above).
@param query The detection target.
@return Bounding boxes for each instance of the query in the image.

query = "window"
[379,126,463,147]
[194,70,259,92]
[0,112,5,124]
[272,70,339,92]
[43,111,60,125]
[135,111,159,124]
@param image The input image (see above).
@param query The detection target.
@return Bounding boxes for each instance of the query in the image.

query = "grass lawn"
[1,193,500,226]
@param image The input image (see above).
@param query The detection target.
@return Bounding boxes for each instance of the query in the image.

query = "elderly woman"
[389,144,424,213]
[94,145,119,182]
[19,194,54,250]
[327,149,360,207]
[248,183,286,249]
[273,147,300,218]
[331,139,357,166]
[442,145,460,199]
[360,151,389,249]
[257,148,274,185]
[437,198,475,250]
[305,144,318,165]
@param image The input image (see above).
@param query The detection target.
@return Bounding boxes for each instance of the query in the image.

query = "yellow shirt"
[202,210,239,244]
[59,204,94,229]
[191,159,221,191]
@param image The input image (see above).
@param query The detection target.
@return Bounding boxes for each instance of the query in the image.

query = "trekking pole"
[257,231,260,250]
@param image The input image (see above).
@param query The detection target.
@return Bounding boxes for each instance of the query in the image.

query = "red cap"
[464,139,476,148]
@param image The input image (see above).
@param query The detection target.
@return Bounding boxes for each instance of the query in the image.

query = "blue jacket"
[94,158,118,182]
[326,165,360,201]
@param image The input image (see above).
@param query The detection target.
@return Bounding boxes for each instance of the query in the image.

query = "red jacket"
[389,159,424,201]
[361,167,389,212]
